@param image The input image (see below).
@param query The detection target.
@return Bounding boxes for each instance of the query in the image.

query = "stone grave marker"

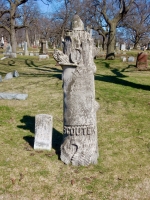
[53,14,99,166]
[128,56,135,62]
[39,38,47,54]
[34,114,53,150]
[136,52,148,70]
[0,93,28,100]
[121,56,126,62]
[120,43,126,51]
[24,41,29,56]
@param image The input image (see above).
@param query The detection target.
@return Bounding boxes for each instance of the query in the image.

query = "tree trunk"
[106,22,116,60]
[133,35,140,49]
[10,4,17,53]
[102,35,107,51]
[25,27,30,48]
[10,27,17,53]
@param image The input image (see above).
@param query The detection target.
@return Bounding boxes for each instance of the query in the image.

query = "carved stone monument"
[53,15,99,166]
[34,114,53,150]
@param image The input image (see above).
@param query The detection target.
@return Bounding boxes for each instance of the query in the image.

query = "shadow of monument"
[95,63,150,91]
[18,115,63,157]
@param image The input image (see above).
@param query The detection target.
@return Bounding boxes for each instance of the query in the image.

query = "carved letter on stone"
[53,15,99,166]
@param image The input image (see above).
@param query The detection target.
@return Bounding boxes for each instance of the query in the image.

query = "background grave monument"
[24,41,29,56]
[136,52,148,70]
[53,15,99,166]
[39,38,47,54]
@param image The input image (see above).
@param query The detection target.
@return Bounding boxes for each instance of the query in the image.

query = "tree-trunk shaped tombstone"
[53,15,99,166]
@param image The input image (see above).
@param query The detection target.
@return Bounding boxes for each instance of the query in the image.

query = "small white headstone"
[121,56,126,62]
[34,114,53,150]
[128,56,135,62]
[29,52,34,56]
[120,44,126,51]
[39,54,49,60]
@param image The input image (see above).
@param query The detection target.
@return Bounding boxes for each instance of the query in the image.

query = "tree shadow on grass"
[18,115,63,158]
[95,62,150,91]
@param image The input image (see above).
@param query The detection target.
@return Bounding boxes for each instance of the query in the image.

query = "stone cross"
[53,15,99,166]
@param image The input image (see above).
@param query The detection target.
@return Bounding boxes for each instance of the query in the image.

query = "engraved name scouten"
[64,125,95,136]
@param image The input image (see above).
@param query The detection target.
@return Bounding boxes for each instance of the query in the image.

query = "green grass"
[0,53,150,200]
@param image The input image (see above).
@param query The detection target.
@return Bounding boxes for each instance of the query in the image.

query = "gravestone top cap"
[71,14,84,31]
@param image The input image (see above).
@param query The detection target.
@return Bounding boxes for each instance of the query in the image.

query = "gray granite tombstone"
[34,114,53,150]
[4,72,13,80]
[24,42,29,56]
[53,15,99,166]
[0,93,28,100]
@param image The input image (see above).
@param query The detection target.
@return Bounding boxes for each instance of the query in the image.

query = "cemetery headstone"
[4,72,13,80]
[34,114,53,150]
[29,52,34,56]
[24,41,29,56]
[121,56,126,62]
[38,54,49,60]
[39,38,47,54]
[128,56,135,62]
[0,93,28,100]
[13,70,19,77]
[53,14,99,166]
[120,43,126,51]
[4,43,12,57]
[136,52,148,70]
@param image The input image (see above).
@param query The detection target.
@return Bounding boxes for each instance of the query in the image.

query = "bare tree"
[0,0,29,53]
[121,0,150,49]
[102,0,134,59]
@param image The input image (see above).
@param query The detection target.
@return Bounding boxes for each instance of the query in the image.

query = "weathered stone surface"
[24,42,29,56]
[128,56,135,62]
[10,53,17,58]
[39,54,49,60]
[0,93,28,100]
[29,52,34,56]
[136,52,148,70]
[13,70,19,77]
[53,14,99,166]
[121,56,126,62]
[39,38,47,54]
[0,75,2,82]
[4,72,13,80]
[0,57,6,60]
[70,14,84,31]
[34,114,53,150]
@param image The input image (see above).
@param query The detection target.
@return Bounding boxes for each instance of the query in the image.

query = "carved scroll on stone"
[53,14,99,166]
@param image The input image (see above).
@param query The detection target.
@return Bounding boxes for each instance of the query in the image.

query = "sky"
[36,0,58,14]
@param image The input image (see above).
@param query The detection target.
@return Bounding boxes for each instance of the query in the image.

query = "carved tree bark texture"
[34,114,53,150]
[53,15,99,166]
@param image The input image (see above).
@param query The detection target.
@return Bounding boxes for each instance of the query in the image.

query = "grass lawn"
[0,52,150,200]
